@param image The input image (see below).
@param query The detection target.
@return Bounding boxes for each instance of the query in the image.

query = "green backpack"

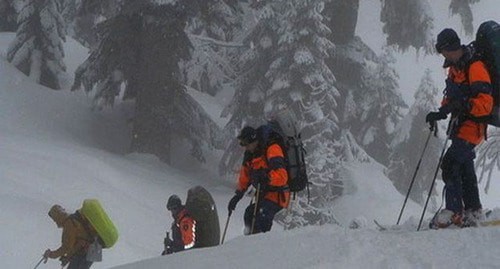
[80,199,119,248]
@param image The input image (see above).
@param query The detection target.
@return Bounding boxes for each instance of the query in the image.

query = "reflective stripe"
[268,156,286,170]
[184,220,196,250]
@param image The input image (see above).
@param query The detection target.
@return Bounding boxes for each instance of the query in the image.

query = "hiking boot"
[463,209,485,227]
[430,209,463,229]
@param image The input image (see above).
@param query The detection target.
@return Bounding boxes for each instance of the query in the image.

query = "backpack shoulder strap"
[69,211,95,242]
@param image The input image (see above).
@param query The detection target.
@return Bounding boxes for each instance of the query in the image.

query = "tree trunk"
[324,0,359,44]
[130,28,174,163]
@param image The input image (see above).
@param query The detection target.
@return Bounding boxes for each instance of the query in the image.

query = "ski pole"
[220,210,232,244]
[250,183,261,234]
[33,256,45,269]
[396,128,433,225]
[418,119,453,231]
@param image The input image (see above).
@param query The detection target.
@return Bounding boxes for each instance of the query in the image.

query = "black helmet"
[166,195,182,211]
[435,28,461,53]
[237,126,257,146]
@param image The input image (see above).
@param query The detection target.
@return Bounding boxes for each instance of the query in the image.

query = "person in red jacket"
[162,195,196,255]
[227,125,290,235]
[426,28,494,228]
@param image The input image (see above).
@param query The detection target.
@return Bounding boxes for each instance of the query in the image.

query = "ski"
[373,219,388,231]
[374,218,500,232]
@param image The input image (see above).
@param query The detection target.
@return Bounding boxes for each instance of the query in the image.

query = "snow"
[1,3,500,268]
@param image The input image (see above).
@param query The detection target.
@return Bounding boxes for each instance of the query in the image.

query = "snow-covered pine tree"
[476,129,500,194]
[61,0,121,48]
[356,46,407,166]
[0,0,18,31]
[181,0,244,96]
[72,2,223,164]
[220,0,344,227]
[387,69,444,205]
[380,0,434,53]
[267,0,343,228]
[323,0,359,45]
[218,2,283,177]
[449,0,481,36]
[7,0,66,90]
[324,1,405,166]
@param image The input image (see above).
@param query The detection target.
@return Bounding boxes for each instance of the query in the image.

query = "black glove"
[228,190,244,211]
[59,256,69,266]
[161,246,173,256]
[249,170,269,186]
[425,111,447,123]
[164,236,172,248]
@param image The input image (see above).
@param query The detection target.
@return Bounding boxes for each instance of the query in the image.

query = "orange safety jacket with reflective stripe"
[442,60,494,145]
[172,208,196,251]
[237,143,290,208]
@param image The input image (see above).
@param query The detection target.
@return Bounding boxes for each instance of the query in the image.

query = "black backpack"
[471,20,500,127]
[185,186,220,248]
[259,118,310,200]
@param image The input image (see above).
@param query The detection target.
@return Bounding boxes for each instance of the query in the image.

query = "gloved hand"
[43,249,51,263]
[60,256,69,266]
[425,111,447,123]
[249,170,269,186]
[161,246,173,256]
[164,236,173,248]
[228,190,244,211]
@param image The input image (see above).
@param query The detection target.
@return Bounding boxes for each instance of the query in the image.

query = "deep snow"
[2,1,500,268]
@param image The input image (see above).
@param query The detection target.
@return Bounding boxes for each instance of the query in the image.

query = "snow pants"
[441,138,481,214]
[244,199,282,234]
[67,253,93,269]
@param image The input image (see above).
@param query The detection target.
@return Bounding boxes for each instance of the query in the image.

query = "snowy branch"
[188,34,246,48]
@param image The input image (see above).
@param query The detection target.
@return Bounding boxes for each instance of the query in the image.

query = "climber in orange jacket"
[228,125,290,235]
[163,195,197,255]
[426,28,494,228]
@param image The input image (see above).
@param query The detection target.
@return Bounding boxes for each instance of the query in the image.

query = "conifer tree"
[380,0,434,53]
[387,69,444,205]
[61,0,121,48]
[355,46,407,165]
[7,0,66,90]
[476,129,500,194]
[449,0,481,36]
[72,3,222,164]
[0,0,18,31]
[222,0,345,227]
[182,0,244,96]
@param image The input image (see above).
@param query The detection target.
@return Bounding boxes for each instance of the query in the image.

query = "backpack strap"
[70,212,96,244]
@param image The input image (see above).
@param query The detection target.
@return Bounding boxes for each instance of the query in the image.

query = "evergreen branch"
[188,34,246,48]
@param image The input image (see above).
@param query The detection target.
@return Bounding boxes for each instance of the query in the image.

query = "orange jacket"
[48,207,94,259]
[237,143,290,208]
[442,60,494,145]
[171,208,196,252]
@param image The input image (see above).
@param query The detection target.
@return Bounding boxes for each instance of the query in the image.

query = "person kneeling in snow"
[162,195,197,255]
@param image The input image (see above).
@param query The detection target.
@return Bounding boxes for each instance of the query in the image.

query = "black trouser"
[244,199,282,234]
[441,138,481,214]
[67,254,93,269]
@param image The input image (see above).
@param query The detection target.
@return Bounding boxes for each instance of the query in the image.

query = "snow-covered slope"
[2,5,500,267]
[112,225,500,269]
